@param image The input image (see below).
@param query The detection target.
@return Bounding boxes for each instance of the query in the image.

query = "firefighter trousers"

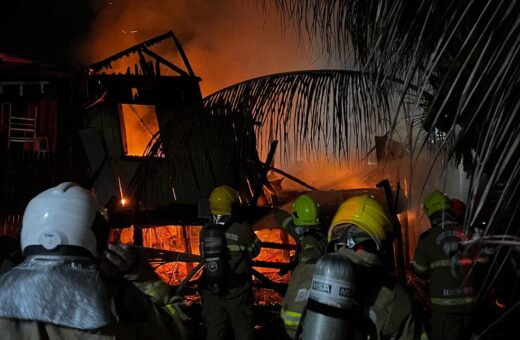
[202,285,254,340]
[431,311,472,340]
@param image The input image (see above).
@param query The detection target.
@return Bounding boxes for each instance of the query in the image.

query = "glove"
[106,243,136,272]
[440,233,461,257]
[133,279,171,305]
[163,295,190,321]
[100,243,136,278]
[442,239,460,257]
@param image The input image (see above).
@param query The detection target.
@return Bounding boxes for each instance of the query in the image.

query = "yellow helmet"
[209,185,238,215]
[329,195,391,248]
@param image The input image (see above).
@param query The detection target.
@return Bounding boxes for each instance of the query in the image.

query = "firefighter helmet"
[21,182,106,257]
[209,185,238,215]
[424,191,451,217]
[292,195,320,226]
[329,195,391,249]
[451,198,466,225]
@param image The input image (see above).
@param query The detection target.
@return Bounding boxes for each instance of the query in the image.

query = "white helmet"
[21,182,107,257]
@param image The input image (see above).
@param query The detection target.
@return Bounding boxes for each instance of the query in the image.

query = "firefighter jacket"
[281,262,316,339]
[224,220,262,287]
[127,267,190,340]
[0,256,173,340]
[339,247,419,340]
[413,220,475,313]
[200,218,261,293]
[274,209,327,265]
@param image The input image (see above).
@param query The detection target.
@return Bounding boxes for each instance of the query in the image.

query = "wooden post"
[182,225,194,273]
[377,179,406,282]
[251,140,278,205]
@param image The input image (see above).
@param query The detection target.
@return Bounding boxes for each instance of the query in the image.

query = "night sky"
[0,1,335,95]
[0,0,101,65]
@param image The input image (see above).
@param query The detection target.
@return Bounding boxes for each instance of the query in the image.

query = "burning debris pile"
[109,225,294,305]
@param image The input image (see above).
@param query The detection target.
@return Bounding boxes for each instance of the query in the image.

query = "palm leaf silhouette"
[261,0,520,234]
[259,0,520,328]
[128,69,425,209]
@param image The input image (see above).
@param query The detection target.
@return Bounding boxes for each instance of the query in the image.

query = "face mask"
[295,227,307,236]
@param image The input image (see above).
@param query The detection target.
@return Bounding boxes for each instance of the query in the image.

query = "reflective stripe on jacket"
[413,224,476,309]
[281,263,316,339]
[225,221,261,278]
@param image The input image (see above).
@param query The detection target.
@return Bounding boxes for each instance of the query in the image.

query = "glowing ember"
[254,229,293,279]
[117,176,128,207]
[109,225,293,303]
[141,226,200,283]
[119,104,159,156]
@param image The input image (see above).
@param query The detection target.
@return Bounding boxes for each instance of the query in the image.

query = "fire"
[109,224,292,306]
[117,176,128,208]
[142,226,200,284]
[110,225,293,285]
[119,104,159,156]
[254,228,294,277]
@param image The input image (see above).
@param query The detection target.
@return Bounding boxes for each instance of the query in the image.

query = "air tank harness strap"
[306,298,358,320]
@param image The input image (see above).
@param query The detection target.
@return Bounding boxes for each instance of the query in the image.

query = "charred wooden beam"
[142,47,189,77]
[251,268,287,296]
[251,140,278,205]
[175,262,204,296]
[260,242,296,251]
[168,31,195,77]
[376,179,406,281]
[252,261,292,271]
[111,204,274,227]
[269,166,317,191]
[142,247,292,275]
[140,247,202,263]
[88,31,195,77]
[247,158,317,191]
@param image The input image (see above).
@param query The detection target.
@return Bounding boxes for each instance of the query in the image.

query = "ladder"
[0,102,10,130]
[7,105,37,150]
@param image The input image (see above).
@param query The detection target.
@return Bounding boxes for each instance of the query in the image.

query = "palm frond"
[127,69,426,209]
[199,69,420,161]
[263,0,520,239]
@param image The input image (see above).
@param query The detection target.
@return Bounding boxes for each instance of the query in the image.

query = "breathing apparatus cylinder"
[200,224,228,295]
[301,253,358,340]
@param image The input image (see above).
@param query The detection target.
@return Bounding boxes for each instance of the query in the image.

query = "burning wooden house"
[80,32,291,294]
[81,32,408,299]
[0,32,408,307]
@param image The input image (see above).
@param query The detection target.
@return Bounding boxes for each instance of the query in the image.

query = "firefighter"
[0,182,172,339]
[274,194,327,265]
[201,185,261,340]
[102,243,191,340]
[319,194,418,340]
[277,194,328,338]
[413,191,475,340]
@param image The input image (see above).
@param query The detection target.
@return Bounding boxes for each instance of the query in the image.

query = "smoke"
[78,1,470,257]
[76,0,334,96]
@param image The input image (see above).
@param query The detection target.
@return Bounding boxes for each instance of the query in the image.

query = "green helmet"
[292,195,320,226]
[424,191,451,217]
